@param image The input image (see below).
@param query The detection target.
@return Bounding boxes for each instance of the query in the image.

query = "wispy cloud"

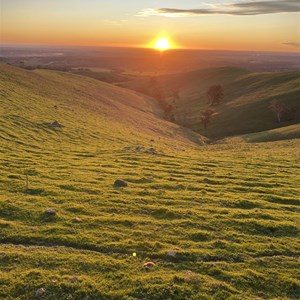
[283,41,300,48]
[138,1,300,17]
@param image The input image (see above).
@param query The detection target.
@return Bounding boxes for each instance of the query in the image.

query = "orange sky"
[1,1,300,52]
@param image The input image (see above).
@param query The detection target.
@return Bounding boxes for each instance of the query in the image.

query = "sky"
[1,0,300,52]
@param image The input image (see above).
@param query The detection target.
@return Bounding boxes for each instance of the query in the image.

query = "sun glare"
[154,37,171,51]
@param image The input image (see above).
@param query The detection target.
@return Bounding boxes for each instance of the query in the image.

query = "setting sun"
[154,37,171,51]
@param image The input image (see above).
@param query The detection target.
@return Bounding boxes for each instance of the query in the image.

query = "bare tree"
[206,85,224,106]
[172,88,180,101]
[201,109,214,129]
[270,99,287,123]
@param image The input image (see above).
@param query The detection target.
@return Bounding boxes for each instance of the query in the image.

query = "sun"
[154,37,171,51]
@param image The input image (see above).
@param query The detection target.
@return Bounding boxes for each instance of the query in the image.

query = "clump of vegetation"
[149,79,174,120]
[270,99,291,123]
[206,84,224,106]
[200,109,215,129]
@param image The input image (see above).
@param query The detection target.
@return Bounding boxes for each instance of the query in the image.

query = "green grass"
[122,67,300,139]
[70,69,132,84]
[0,64,300,299]
[223,124,300,143]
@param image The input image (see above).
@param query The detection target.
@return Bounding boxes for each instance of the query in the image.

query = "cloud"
[283,41,300,48]
[138,1,300,17]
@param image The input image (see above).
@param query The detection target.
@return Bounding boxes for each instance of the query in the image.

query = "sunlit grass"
[0,64,299,299]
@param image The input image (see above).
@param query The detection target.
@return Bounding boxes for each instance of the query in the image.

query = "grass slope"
[122,67,300,139]
[0,64,204,148]
[222,124,300,143]
[0,64,300,300]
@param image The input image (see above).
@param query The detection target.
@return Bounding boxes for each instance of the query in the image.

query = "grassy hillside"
[0,64,300,299]
[70,69,132,84]
[222,124,300,143]
[0,64,204,147]
[122,67,300,139]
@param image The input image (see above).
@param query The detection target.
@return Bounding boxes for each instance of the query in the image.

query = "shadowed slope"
[122,67,300,139]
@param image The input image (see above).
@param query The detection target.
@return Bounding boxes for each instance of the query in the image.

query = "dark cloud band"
[139,1,300,16]
[283,42,300,48]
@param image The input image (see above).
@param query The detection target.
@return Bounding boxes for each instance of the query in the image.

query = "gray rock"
[166,250,177,257]
[143,261,155,269]
[49,121,62,128]
[35,288,45,297]
[45,208,56,215]
[70,276,78,283]
[145,147,156,154]
[114,179,128,187]
[135,146,144,152]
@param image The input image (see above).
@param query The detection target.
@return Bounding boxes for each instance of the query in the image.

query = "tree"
[151,88,173,119]
[206,85,224,106]
[201,109,214,129]
[270,99,287,123]
[172,88,180,101]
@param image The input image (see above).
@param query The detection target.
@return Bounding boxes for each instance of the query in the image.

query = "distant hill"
[121,67,300,140]
[0,64,205,149]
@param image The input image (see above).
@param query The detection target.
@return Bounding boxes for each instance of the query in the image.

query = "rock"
[35,288,45,297]
[145,147,156,154]
[70,276,78,283]
[74,217,82,222]
[166,250,177,257]
[45,208,56,215]
[114,179,128,187]
[49,121,62,128]
[143,261,155,269]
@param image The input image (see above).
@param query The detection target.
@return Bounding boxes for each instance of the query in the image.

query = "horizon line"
[1,43,300,55]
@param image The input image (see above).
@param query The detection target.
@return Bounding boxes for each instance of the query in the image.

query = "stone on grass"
[70,276,78,283]
[166,250,177,257]
[145,147,156,154]
[45,208,56,215]
[74,217,82,222]
[49,120,62,128]
[114,179,128,187]
[35,288,45,297]
[143,261,155,269]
